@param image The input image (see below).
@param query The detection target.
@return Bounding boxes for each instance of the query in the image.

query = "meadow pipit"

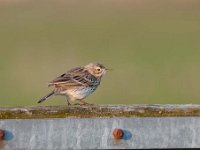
[37,63,108,105]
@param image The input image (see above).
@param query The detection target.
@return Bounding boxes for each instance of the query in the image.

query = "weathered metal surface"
[1,104,200,119]
[1,105,200,149]
[1,117,200,149]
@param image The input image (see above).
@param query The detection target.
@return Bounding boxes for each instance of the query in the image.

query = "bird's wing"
[48,67,97,87]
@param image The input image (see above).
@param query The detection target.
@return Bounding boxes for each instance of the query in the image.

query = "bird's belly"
[61,87,96,100]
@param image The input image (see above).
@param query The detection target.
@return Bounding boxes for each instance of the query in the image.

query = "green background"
[0,0,200,106]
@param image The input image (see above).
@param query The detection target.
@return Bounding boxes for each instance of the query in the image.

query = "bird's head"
[85,63,109,78]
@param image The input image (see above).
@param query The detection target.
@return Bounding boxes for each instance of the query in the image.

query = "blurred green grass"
[0,0,200,106]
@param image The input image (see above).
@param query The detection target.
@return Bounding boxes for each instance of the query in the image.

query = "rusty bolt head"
[113,128,124,140]
[0,129,4,140]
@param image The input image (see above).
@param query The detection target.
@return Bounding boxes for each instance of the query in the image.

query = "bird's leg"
[65,97,71,106]
[67,99,71,105]
[64,94,71,105]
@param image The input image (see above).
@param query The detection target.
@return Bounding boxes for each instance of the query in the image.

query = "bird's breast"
[61,86,98,100]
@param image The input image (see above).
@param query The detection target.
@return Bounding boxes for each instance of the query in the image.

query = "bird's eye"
[97,68,101,72]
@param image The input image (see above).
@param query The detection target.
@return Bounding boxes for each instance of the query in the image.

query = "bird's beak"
[105,68,113,71]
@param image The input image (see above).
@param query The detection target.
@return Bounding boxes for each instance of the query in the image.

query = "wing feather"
[48,67,99,87]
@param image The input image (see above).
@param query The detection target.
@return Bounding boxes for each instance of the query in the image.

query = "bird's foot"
[80,101,94,106]
[74,100,94,106]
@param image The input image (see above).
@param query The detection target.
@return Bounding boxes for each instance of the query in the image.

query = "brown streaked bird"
[37,63,108,105]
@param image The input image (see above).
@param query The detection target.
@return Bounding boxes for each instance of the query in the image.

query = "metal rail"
[1,104,200,149]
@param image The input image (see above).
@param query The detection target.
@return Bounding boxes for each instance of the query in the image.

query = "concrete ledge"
[0,104,200,119]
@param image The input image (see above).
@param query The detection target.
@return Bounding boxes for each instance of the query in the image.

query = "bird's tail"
[37,91,55,103]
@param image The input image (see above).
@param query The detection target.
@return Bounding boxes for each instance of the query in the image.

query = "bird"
[37,63,108,105]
